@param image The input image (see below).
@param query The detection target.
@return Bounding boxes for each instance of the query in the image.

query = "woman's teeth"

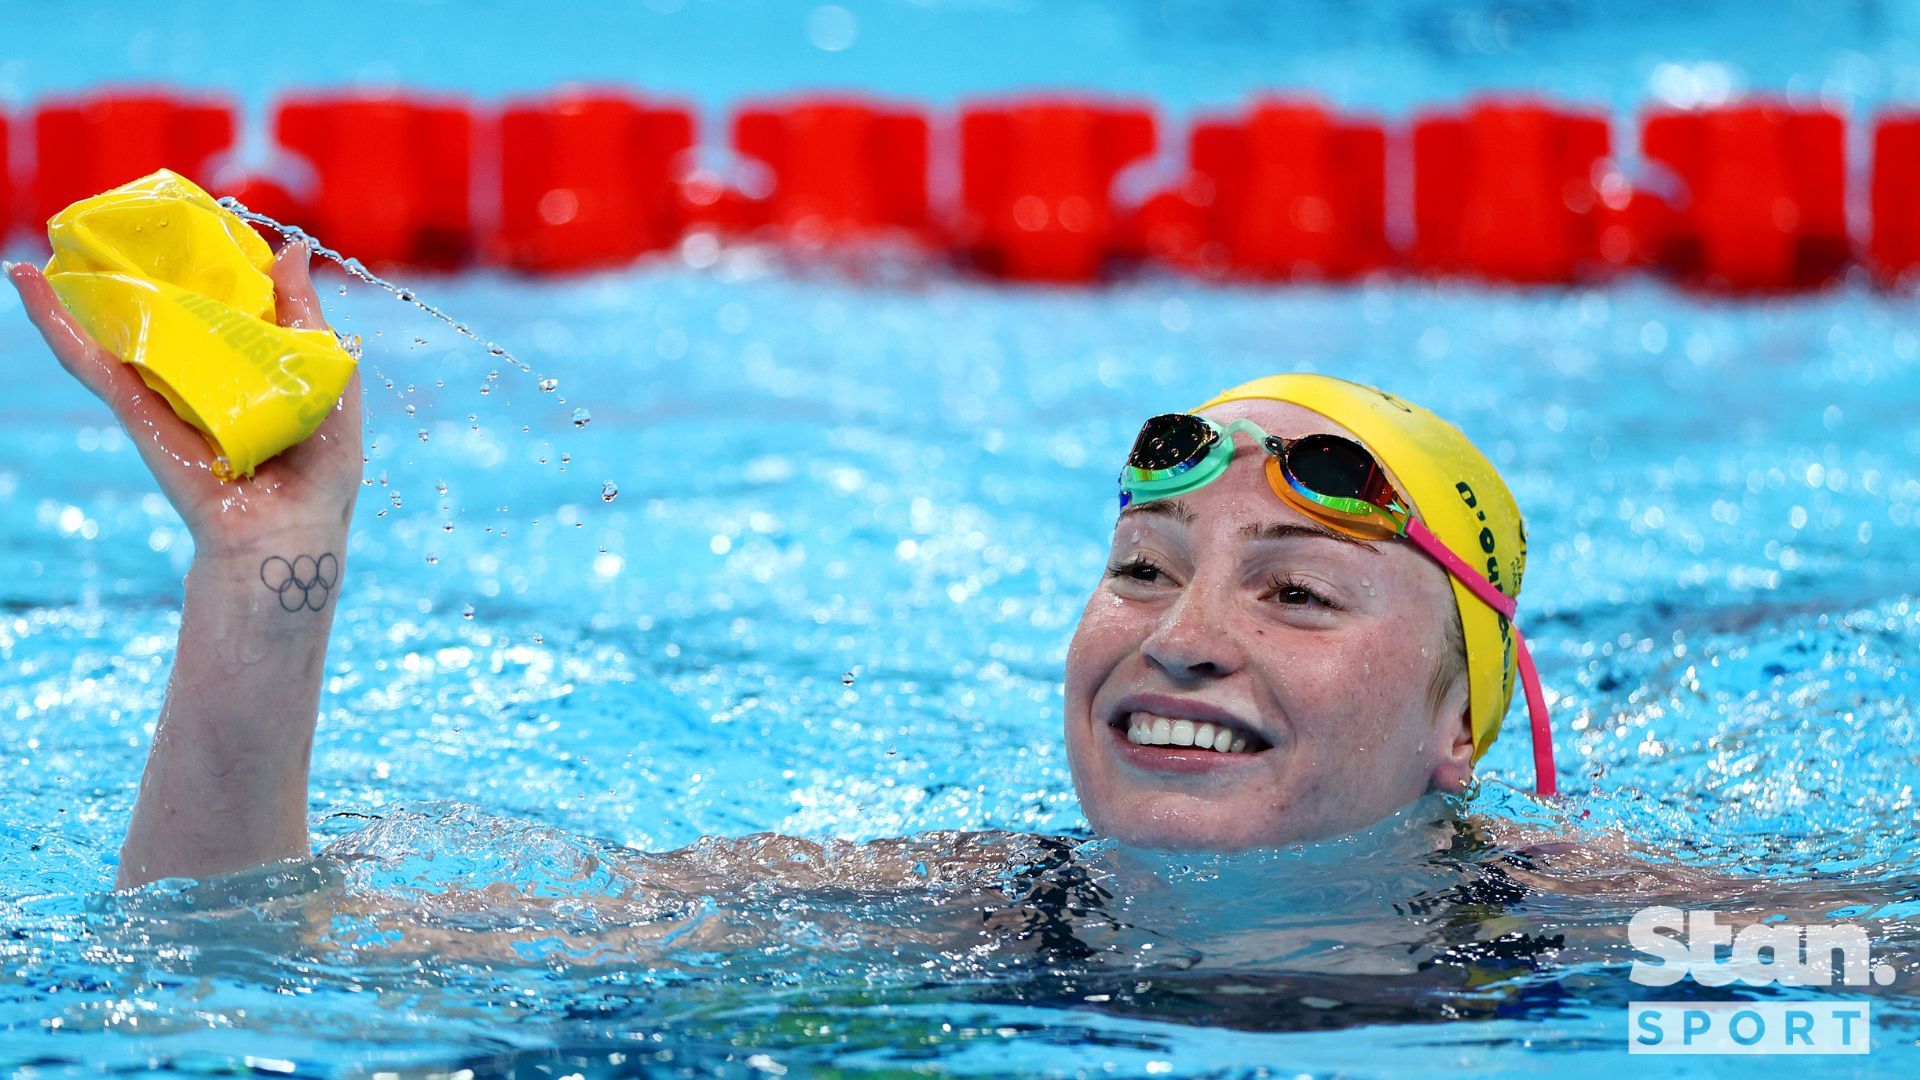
[1124,714,1252,754]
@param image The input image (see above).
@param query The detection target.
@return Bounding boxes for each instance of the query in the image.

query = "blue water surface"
[4,2,1920,1077]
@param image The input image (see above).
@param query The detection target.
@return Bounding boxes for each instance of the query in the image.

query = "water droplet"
[559,453,571,465]
[539,378,560,393]
[442,522,455,532]
[337,285,349,296]
[532,632,544,645]
[572,408,592,428]
[842,671,857,687]
[436,480,449,495]
[405,404,417,417]
[462,604,475,620]
[389,492,403,509]
[417,429,430,443]
[601,481,619,502]
[413,337,428,346]
[425,554,439,565]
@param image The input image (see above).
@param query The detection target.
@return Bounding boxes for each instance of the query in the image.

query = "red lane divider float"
[1642,101,1849,290]
[1133,98,1387,280]
[957,97,1156,282]
[1414,98,1614,284]
[494,91,695,272]
[33,90,235,230]
[15,86,1920,291]
[734,96,929,245]
[1871,113,1920,286]
[276,92,474,269]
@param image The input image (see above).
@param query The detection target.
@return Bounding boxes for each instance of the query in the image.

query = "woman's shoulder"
[638,828,1091,895]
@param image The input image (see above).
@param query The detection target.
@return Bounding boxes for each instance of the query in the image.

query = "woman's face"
[1063,398,1475,851]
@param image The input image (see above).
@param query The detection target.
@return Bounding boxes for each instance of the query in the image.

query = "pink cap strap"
[1403,518,1556,797]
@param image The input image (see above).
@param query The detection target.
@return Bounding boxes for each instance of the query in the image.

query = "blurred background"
[7,0,1920,111]
[4,3,1920,1076]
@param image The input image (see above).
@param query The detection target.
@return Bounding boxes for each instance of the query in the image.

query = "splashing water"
[217,198,620,560]
[218,197,541,381]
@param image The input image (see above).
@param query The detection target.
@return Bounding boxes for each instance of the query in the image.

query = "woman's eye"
[1107,557,1165,584]
[1266,576,1336,608]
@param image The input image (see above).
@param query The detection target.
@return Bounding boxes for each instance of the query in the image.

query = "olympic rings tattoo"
[259,553,340,612]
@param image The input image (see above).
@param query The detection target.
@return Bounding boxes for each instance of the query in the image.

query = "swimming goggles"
[1118,413,1557,797]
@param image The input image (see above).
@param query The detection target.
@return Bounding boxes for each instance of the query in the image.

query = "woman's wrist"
[189,530,349,605]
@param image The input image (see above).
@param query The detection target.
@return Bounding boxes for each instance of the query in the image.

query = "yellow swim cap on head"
[43,169,358,481]
[1194,374,1527,762]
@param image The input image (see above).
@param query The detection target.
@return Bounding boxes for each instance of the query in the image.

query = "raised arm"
[8,245,362,889]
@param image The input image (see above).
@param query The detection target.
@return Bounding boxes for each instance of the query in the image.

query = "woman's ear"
[1429,680,1475,794]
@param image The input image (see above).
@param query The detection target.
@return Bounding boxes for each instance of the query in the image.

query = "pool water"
[4,254,1920,1074]
[7,1,1920,1075]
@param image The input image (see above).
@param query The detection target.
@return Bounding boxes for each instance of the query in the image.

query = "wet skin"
[1063,398,1476,851]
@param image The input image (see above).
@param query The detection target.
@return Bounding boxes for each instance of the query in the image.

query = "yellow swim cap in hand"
[44,169,357,481]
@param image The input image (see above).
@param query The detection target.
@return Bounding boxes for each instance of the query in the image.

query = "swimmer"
[7,254,1550,888]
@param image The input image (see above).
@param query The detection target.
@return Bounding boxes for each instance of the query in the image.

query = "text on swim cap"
[170,291,334,429]
[1456,481,1516,700]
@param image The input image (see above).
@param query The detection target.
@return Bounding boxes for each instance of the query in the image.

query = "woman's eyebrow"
[1119,498,1196,525]
[1240,520,1382,554]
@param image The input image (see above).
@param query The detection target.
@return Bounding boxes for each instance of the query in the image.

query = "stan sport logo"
[1628,906,1895,1055]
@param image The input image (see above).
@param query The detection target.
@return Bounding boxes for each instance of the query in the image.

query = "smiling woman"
[1064,375,1545,851]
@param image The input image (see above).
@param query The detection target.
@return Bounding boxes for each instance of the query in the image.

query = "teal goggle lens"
[1126,413,1217,476]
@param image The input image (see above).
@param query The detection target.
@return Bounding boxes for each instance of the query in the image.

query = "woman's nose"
[1139,579,1244,681]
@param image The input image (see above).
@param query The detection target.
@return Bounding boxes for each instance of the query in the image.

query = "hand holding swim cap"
[10,182,363,562]
[38,169,357,481]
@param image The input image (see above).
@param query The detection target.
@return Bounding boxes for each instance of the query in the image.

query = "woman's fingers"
[306,364,365,465]
[273,242,362,473]
[8,262,120,401]
[7,262,219,488]
[271,242,328,331]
